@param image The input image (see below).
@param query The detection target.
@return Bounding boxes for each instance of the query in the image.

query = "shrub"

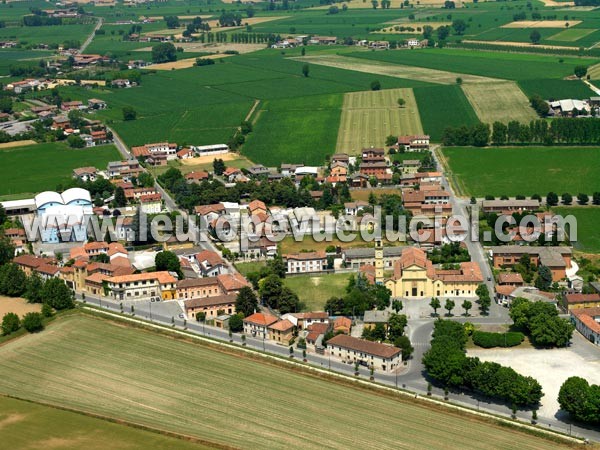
[1,312,20,335]
[22,312,44,333]
[472,330,524,348]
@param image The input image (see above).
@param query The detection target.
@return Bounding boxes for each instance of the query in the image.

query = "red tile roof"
[268,319,294,331]
[327,334,401,359]
[565,293,600,304]
[243,312,278,327]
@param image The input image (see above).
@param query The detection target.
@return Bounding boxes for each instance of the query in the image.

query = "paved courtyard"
[468,333,600,419]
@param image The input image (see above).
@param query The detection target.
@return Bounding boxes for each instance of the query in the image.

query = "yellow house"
[384,247,483,299]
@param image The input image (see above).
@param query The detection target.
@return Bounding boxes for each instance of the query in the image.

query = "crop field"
[336,88,423,154]
[548,28,597,42]
[413,85,480,141]
[553,207,600,254]
[0,396,209,450]
[0,142,120,198]
[0,314,572,450]
[0,23,96,46]
[442,146,600,197]
[518,79,594,99]
[349,49,599,81]
[242,94,343,166]
[589,63,600,80]
[297,54,496,85]
[0,49,52,75]
[284,273,351,311]
[461,81,537,124]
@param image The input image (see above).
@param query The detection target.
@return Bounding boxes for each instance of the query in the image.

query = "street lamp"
[149,300,152,322]
[262,334,265,352]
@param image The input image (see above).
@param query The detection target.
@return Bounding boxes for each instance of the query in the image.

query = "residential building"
[342,246,404,269]
[570,307,600,346]
[72,167,98,182]
[363,310,390,330]
[344,201,369,216]
[184,294,237,320]
[194,250,226,277]
[176,277,222,299]
[284,251,327,274]
[333,316,352,334]
[397,135,430,151]
[489,246,572,281]
[482,200,540,213]
[497,273,524,286]
[105,271,177,300]
[268,319,295,345]
[564,293,600,310]
[243,312,278,339]
[327,334,401,372]
[139,193,162,214]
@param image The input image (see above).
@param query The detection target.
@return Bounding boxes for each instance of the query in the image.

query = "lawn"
[336,88,423,154]
[461,81,537,124]
[284,273,350,311]
[0,396,209,450]
[0,314,572,449]
[0,142,120,198]
[242,94,343,166]
[413,85,480,141]
[553,207,600,254]
[234,260,267,276]
[442,146,600,197]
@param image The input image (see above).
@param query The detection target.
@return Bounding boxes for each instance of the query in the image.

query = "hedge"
[472,331,524,348]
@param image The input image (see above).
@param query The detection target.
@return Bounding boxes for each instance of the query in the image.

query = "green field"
[413,85,480,141]
[0,142,120,198]
[443,146,600,197]
[0,314,572,449]
[548,28,597,42]
[284,273,350,311]
[0,396,210,450]
[336,88,423,154]
[553,207,600,254]
[0,23,96,46]
[242,94,343,166]
[518,79,595,100]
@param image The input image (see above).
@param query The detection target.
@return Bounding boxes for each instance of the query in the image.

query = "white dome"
[61,187,92,205]
[35,191,64,209]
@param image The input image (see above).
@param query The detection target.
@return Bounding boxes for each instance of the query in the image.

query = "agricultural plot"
[0,50,52,76]
[0,23,96,46]
[336,88,423,154]
[297,54,497,85]
[242,94,343,166]
[0,314,571,450]
[461,81,537,124]
[548,28,597,42]
[589,63,600,80]
[553,207,600,254]
[518,79,594,99]
[0,142,120,198]
[0,396,209,450]
[284,273,350,311]
[442,146,600,197]
[500,20,578,29]
[413,85,480,141]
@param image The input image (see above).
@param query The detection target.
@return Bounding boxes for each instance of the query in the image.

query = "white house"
[283,251,327,274]
[327,334,401,373]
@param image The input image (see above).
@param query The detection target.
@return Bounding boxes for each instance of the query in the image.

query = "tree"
[0,204,6,227]
[397,98,406,108]
[155,251,183,279]
[114,186,127,207]
[0,235,14,266]
[430,297,441,316]
[41,278,74,310]
[152,42,177,63]
[229,313,244,332]
[476,284,491,315]
[392,299,403,314]
[593,192,600,206]
[22,312,43,332]
[0,263,27,297]
[394,335,414,360]
[24,272,45,303]
[122,106,137,121]
[302,63,309,78]
[387,313,407,341]
[445,299,455,316]
[235,286,258,317]
[561,192,572,205]
[535,265,552,291]
[456,77,463,85]
[452,19,467,35]
[574,65,588,79]
[0,96,13,114]
[66,134,85,148]
[1,312,20,335]
[164,15,180,28]
[462,300,472,316]
[577,193,589,205]
[370,80,381,91]
[529,29,542,44]
[213,158,226,176]
[546,191,558,206]
[558,377,600,424]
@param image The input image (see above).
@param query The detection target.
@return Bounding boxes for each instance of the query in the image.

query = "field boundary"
[72,306,583,446]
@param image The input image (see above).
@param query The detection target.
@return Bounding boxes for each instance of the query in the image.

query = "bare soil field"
[180,152,249,166]
[0,297,41,318]
[296,54,498,85]
[312,0,463,8]
[501,20,579,28]
[461,81,538,124]
[136,42,264,54]
[145,54,231,70]
[0,140,37,149]
[336,88,423,154]
[463,39,587,51]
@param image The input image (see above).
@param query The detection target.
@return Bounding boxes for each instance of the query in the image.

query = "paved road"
[79,292,599,442]
[80,18,103,53]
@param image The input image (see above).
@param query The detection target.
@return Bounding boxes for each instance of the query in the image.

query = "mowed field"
[0,142,120,198]
[461,81,538,124]
[0,396,210,450]
[553,207,600,254]
[0,314,574,450]
[297,54,497,85]
[442,146,600,197]
[336,88,423,154]
[284,273,350,311]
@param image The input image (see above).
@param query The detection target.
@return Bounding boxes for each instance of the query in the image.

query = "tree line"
[422,320,543,406]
